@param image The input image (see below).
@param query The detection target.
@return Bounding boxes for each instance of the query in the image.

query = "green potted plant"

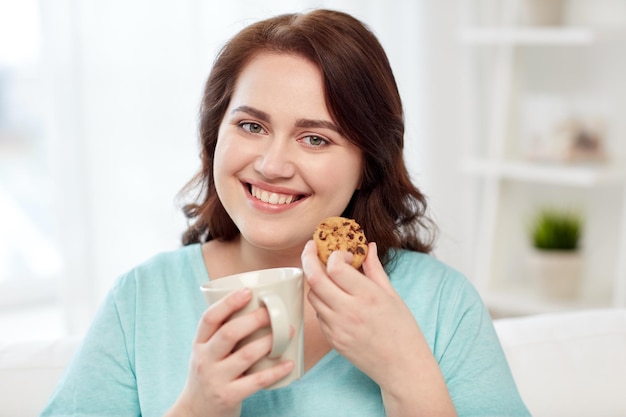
[527,208,584,298]
[531,209,582,251]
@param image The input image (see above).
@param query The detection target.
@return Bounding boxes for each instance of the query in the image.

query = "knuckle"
[346,310,366,326]
[213,389,237,409]
[201,307,224,329]
[189,356,204,376]
[330,332,351,352]
[326,258,343,276]
[362,294,375,306]
[225,290,244,307]
[251,370,273,388]
[253,308,270,326]
[306,272,322,288]
[240,335,271,362]
[238,346,257,363]
[219,325,239,344]
[306,289,319,306]
[250,361,291,388]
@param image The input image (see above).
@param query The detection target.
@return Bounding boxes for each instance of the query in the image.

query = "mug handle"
[258,292,290,358]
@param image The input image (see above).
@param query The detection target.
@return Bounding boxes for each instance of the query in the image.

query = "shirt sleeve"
[435,277,531,417]
[40,275,140,417]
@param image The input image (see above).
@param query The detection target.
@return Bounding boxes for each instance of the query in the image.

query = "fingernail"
[238,287,252,300]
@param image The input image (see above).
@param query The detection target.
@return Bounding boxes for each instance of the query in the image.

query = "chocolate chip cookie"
[313,216,368,269]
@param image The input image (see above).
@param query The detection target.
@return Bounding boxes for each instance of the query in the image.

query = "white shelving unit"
[459,27,597,44]
[462,159,626,186]
[459,1,626,317]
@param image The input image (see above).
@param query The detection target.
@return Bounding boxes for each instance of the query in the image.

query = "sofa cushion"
[0,336,80,417]
[494,308,626,417]
[1,309,625,417]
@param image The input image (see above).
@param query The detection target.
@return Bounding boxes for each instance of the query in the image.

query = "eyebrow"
[231,105,343,134]
[295,118,342,135]
[231,105,271,123]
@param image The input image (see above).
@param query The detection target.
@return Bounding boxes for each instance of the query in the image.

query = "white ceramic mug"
[200,267,304,389]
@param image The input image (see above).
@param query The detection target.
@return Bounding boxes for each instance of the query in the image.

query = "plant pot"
[526,249,583,299]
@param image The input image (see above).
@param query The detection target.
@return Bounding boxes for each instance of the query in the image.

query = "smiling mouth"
[248,184,305,205]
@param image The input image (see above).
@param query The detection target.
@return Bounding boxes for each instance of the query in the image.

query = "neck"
[238,236,303,270]
[203,235,304,279]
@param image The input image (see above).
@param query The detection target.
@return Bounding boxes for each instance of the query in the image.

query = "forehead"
[238,51,321,82]
[229,52,330,116]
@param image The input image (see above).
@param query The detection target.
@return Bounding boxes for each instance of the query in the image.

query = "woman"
[41,9,530,417]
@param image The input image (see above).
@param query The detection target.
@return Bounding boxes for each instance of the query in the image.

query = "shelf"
[459,27,599,45]
[460,1,626,317]
[461,158,626,186]
[483,287,608,318]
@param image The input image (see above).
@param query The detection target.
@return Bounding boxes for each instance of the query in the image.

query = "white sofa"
[1,308,625,417]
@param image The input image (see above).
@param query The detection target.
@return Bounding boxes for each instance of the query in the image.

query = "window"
[0,0,62,309]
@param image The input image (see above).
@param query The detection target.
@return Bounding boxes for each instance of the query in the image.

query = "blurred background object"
[459,0,626,317]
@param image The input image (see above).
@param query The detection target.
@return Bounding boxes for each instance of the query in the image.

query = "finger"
[306,287,333,321]
[362,242,394,291]
[224,332,274,377]
[206,307,271,359]
[300,240,327,288]
[302,242,355,311]
[230,360,295,396]
[223,323,297,381]
[195,288,252,343]
[325,250,369,295]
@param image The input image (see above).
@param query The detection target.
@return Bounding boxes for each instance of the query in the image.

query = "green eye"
[307,136,327,146]
[248,123,263,133]
[241,122,264,134]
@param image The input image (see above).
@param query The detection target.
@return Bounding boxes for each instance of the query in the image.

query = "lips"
[249,184,304,205]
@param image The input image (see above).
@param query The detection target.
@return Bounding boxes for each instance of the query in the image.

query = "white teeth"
[250,185,298,205]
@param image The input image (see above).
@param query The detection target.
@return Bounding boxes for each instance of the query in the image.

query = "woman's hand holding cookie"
[302,230,426,394]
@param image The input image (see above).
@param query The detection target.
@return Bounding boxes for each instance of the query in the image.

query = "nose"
[254,137,295,179]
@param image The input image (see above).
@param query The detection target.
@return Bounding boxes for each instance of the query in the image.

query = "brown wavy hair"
[179,9,436,265]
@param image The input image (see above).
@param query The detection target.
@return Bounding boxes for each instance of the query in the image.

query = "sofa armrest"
[0,337,80,417]
[494,308,626,417]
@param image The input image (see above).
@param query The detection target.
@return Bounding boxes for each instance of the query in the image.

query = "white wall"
[418,3,470,274]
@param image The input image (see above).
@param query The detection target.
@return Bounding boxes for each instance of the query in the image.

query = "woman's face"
[214,52,363,253]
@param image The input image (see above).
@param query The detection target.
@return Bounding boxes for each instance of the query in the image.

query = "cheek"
[212,140,228,184]
[307,154,362,198]
[336,153,363,191]
[213,132,243,179]
[213,137,244,203]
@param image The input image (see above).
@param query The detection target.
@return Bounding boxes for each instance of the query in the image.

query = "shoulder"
[386,249,473,295]
[132,244,203,275]
[112,244,207,297]
[386,250,486,332]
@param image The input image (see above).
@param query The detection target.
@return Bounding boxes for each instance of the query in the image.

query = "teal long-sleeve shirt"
[41,244,530,417]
